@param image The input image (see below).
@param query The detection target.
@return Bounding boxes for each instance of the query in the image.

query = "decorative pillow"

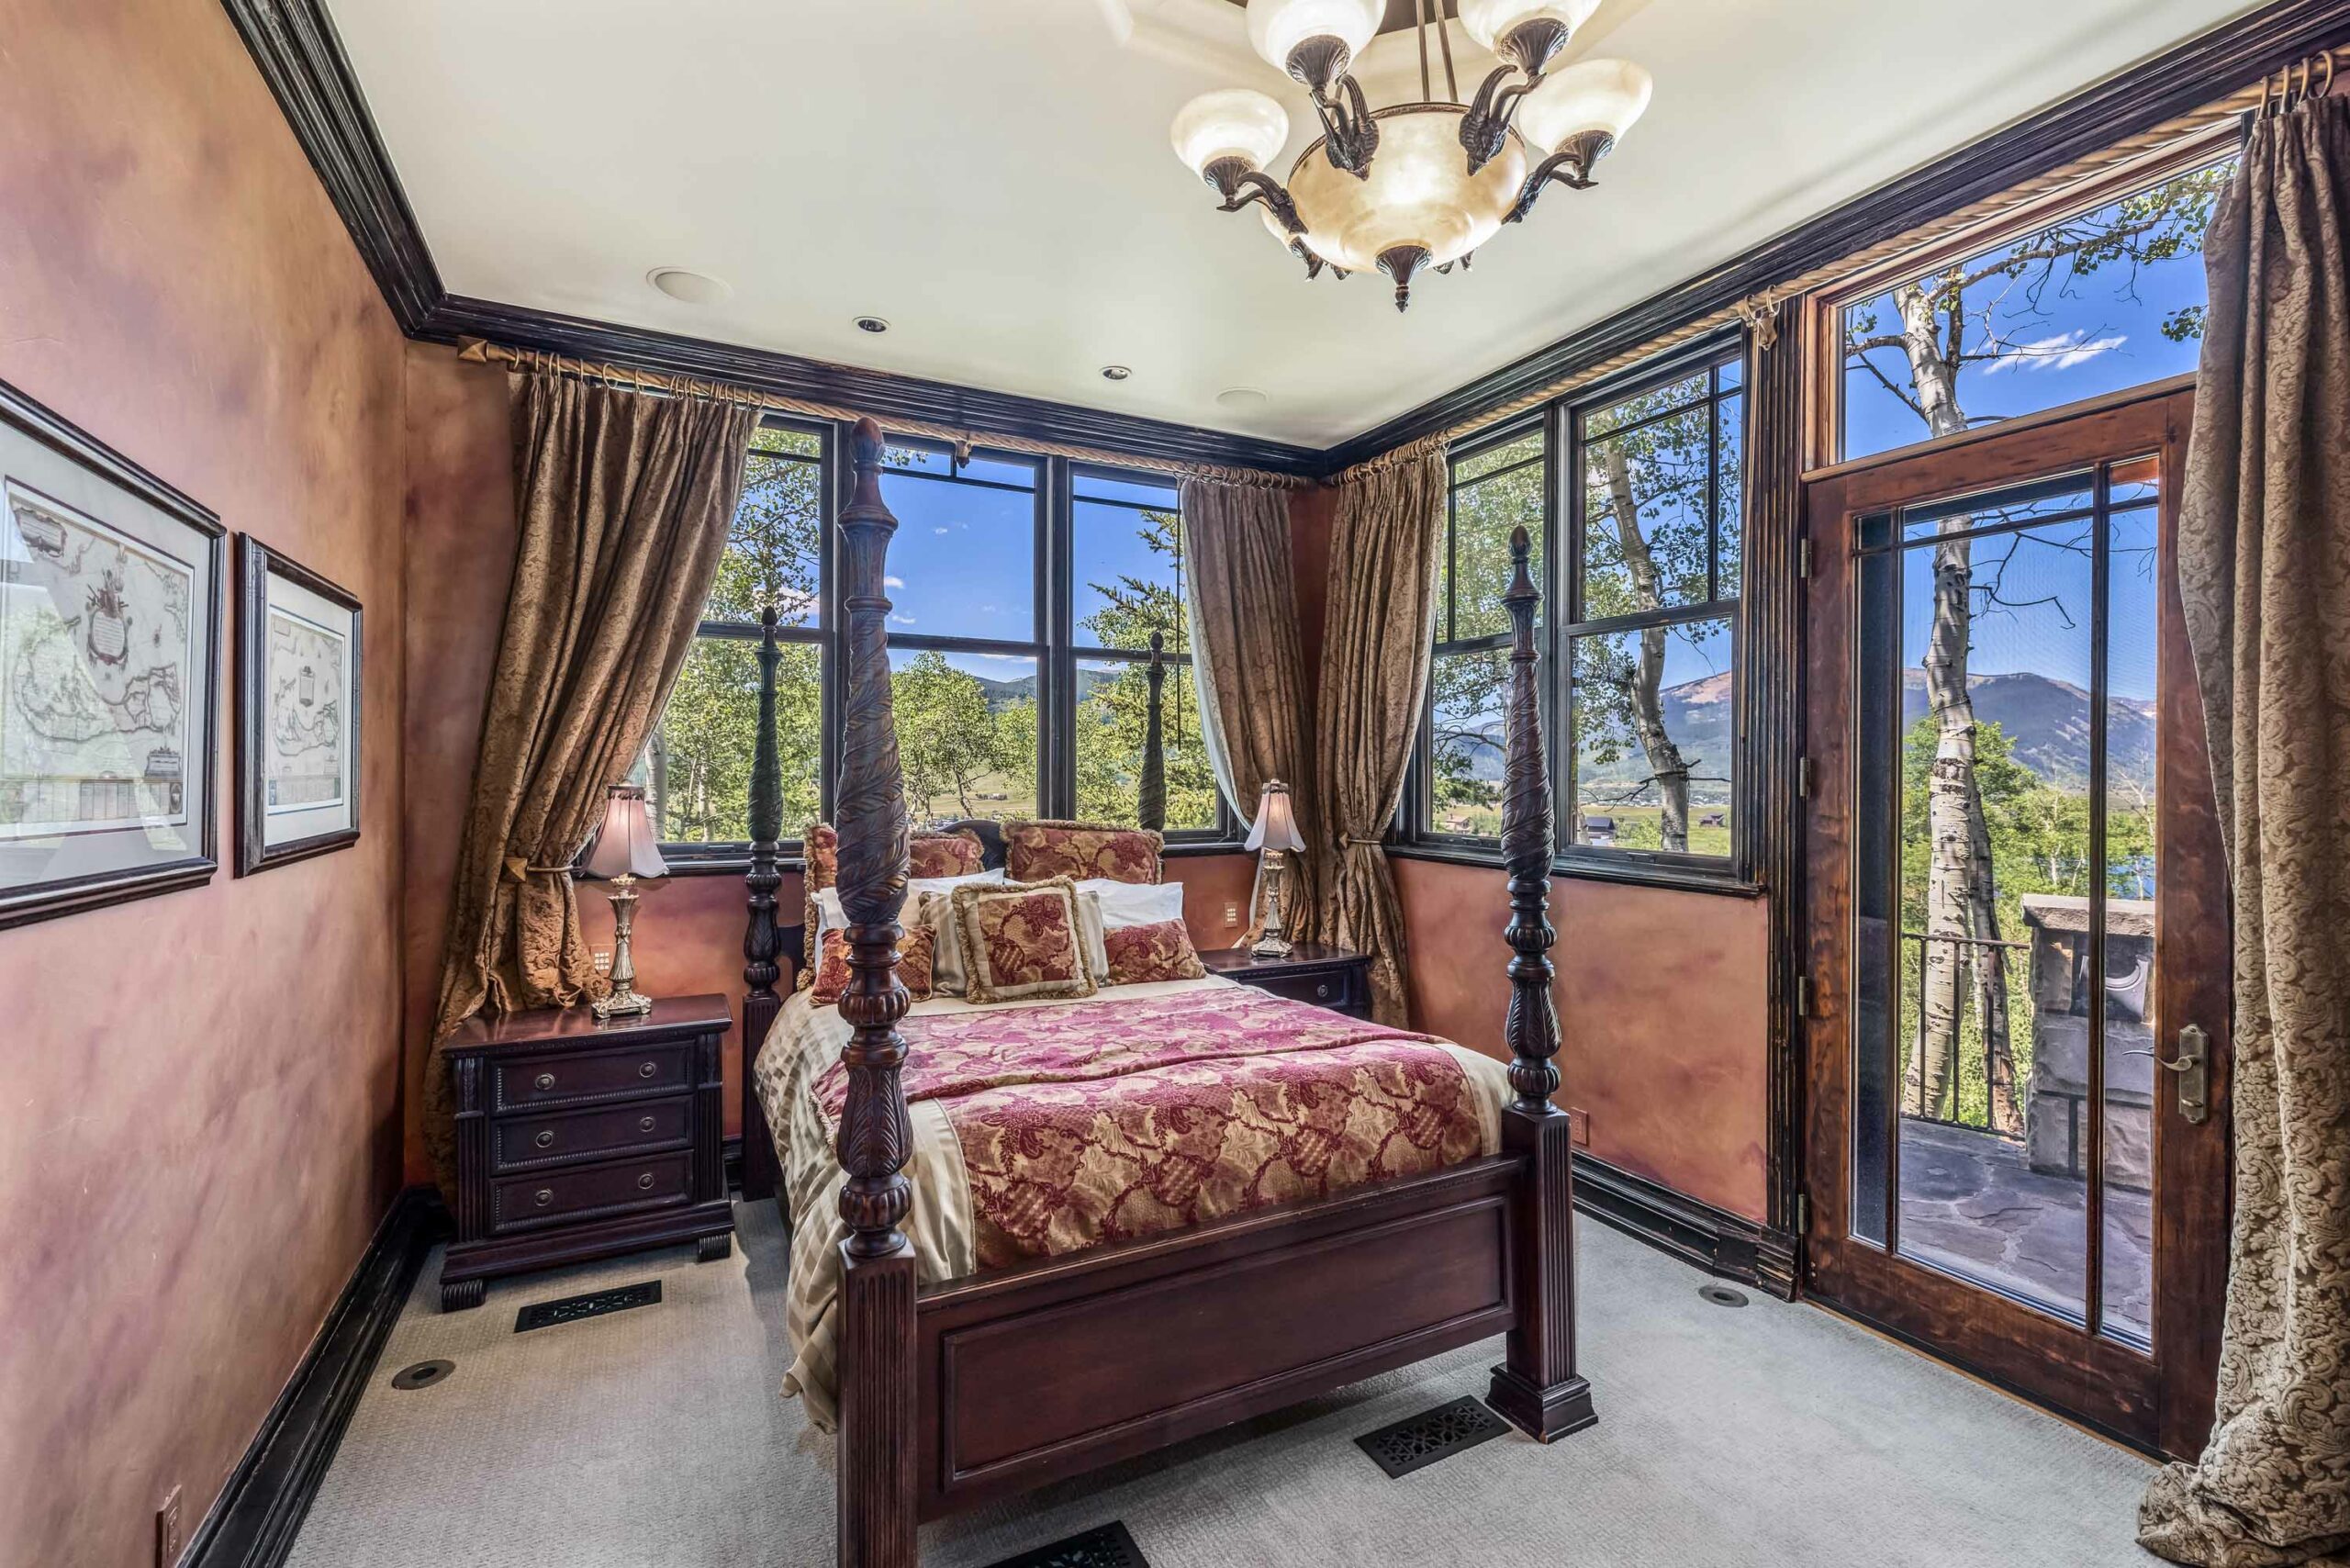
[1102,918,1208,986]
[1004,819,1164,885]
[1078,877,1186,930]
[809,923,935,1006]
[949,877,1097,1004]
[799,820,988,984]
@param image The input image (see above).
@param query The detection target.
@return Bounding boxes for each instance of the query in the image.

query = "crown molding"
[228,0,2344,480]
[1320,0,2350,468]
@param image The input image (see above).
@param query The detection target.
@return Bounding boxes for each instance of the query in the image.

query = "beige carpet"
[285,1202,2160,1566]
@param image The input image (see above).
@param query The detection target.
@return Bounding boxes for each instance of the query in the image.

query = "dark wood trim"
[1571,1152,1798,1301]
[182,1185,445,1568]
[218,0,442,333]
[0,375,227,931]
[1320,0,2350,468]
[234,535,364,876]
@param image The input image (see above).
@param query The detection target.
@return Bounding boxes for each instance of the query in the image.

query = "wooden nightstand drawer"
[494,1042,690,1111]
[493,1097,689,1173]
[490,1151,691,1234]
[1246,967,1360,1012]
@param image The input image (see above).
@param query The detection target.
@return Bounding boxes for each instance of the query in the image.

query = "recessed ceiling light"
[1214,386,1270,411]
[645,267,732,306]
[1100,364,1133,382]
[855,315,890,334]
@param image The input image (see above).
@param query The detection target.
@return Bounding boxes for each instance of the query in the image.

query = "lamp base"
[1249,931,1294,960]
[592,986,655,1021]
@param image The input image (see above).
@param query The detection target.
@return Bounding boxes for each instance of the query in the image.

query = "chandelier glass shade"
[1173,0,1652,310]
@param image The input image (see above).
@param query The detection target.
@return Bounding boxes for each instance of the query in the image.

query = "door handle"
[2154,1024,2210,1126]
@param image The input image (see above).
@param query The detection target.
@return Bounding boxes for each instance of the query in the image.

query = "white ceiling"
[327,0,2260,449]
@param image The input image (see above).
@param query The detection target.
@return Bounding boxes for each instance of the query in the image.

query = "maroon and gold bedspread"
[812,987,1491,1266]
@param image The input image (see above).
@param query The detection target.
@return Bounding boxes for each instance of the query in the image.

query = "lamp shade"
[1247,0,1382,74]
[1457,0,1599,53]
[1170,89,1291,177]
[1244,780,1305,853]
[1516,57,1653,153]
[583,785,668,880]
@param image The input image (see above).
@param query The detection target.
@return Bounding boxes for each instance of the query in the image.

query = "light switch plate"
[1566,1107,1591,1148]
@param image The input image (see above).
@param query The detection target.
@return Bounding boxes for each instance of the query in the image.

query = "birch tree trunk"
[1600,445,1693,851]
[1895,279,2019,1131]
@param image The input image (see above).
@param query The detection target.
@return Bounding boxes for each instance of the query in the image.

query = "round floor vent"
[389,1359,454,1391]
[1697,1284,1750,1308]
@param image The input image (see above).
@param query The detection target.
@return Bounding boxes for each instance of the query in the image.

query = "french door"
[1800,386,2231,1458]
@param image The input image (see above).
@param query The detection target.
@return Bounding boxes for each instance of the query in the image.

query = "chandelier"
[1169,0,1652,310]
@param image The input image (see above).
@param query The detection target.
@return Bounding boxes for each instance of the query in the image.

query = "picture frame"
[0,377,225,931]
[235,537,363,875]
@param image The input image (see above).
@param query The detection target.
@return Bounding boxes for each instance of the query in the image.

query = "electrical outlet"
[592,949,612,975]
[156,1486,183,1568]
[1566,1107,1591,1148]
[1222,901,1239,927]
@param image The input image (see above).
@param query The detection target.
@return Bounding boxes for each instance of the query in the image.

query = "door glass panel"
[1853,457,2158,1331]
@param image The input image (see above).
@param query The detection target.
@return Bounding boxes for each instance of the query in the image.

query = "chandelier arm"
[1505,140,1606,223]
[1312,73,1382,177]
[1216,171,1309,235]
[1460,63,1524,174]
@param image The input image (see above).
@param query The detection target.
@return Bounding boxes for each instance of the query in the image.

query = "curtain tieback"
[503,857,576,881]
[1340,835,1385,848]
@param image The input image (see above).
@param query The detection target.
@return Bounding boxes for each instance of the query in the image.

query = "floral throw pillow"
[799,821,986,984]
[949,877,1097,1004]
[1102,917,1207,986]
[809,923,935,1006]
[1004,819,1163,885]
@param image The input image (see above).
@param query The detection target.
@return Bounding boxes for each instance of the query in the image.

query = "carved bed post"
[1139,628,1167,833]
[1484,524,1596,1443]
[834,419,919,1568]
[742,606,785,1204]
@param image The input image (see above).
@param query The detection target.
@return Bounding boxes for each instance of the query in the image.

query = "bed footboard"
[913,1157,1521,1518]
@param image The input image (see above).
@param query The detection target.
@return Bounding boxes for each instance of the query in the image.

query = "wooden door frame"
[1796,385,2231,1457]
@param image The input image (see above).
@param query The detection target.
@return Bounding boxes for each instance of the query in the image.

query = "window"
[1422,425,1544,843]
[642,428,1231,864]
[1564,355,1742,866]
[1401,340,1747,884]
[644,422,827,858]
[1836,152,2235,463]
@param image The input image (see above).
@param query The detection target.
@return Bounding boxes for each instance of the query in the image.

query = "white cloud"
[934,526,949,534]
[1983,330,2127,375]
[884,575,905,588]
[890,613,916,625]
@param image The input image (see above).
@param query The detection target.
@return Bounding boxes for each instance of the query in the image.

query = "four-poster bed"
[739,420,1589,1563]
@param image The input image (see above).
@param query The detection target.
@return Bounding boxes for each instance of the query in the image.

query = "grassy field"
[1435,798,1733,857]
[912,772,1035,824]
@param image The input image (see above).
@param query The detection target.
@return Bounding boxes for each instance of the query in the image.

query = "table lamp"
[1246,778,1305,959]
[583,783,666,1020]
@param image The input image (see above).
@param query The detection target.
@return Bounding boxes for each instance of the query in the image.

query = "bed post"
[1484,524,1596,1443]
[742,605,785,1204]
[1139,628,1167,833]
[833,419,919,1568]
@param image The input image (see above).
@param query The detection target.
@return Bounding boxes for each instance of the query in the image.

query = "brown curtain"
[2139,94,2350,1568]
[423,371,757,1180]
[1308,441,1446,1025]
[1180,476,1319,931]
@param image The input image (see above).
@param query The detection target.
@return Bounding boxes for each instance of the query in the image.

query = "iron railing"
[1900,929,2031,1136]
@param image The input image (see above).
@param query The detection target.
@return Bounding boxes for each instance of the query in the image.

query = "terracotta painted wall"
[0,4,409,1563]
[401,345,1259,1169]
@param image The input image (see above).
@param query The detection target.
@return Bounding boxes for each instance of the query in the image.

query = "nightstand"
[440,994,734,1311]
[1199,942,1373,1019]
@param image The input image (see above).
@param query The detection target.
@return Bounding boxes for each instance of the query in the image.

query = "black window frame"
[1398,330,1757,895]
[646,423,1238,871]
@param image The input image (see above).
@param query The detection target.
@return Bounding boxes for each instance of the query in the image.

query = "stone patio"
[1896,1118,2153,1343]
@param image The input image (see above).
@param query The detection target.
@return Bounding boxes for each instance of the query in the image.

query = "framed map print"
[235,538,362,875]
[0,377,224,930]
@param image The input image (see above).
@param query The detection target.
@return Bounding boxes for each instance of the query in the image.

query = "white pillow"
[813,868,1003,958]
[1077,877,1185,931]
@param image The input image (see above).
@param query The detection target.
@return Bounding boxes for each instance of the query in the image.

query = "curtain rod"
[453,338,1308,491]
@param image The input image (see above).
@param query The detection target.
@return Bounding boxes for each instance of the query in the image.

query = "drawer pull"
[639,1115,656,1133]
[534,1129,555,1149]
[533,1188,554,1207]
[636,1171,656,1191]
[534,1072,556,1091]
[638,1061,657,1080]
[1315,981,1330,999]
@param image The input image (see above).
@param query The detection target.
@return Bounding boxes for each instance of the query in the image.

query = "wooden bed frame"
[740,420,1590,1565]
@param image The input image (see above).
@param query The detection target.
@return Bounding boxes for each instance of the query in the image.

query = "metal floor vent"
[514,1280,662,1334]
[1354,1395,1510,1479]
[388,1360,453,1391]
[1699,1283,1751,1308]
[979,1521,1147,1568]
